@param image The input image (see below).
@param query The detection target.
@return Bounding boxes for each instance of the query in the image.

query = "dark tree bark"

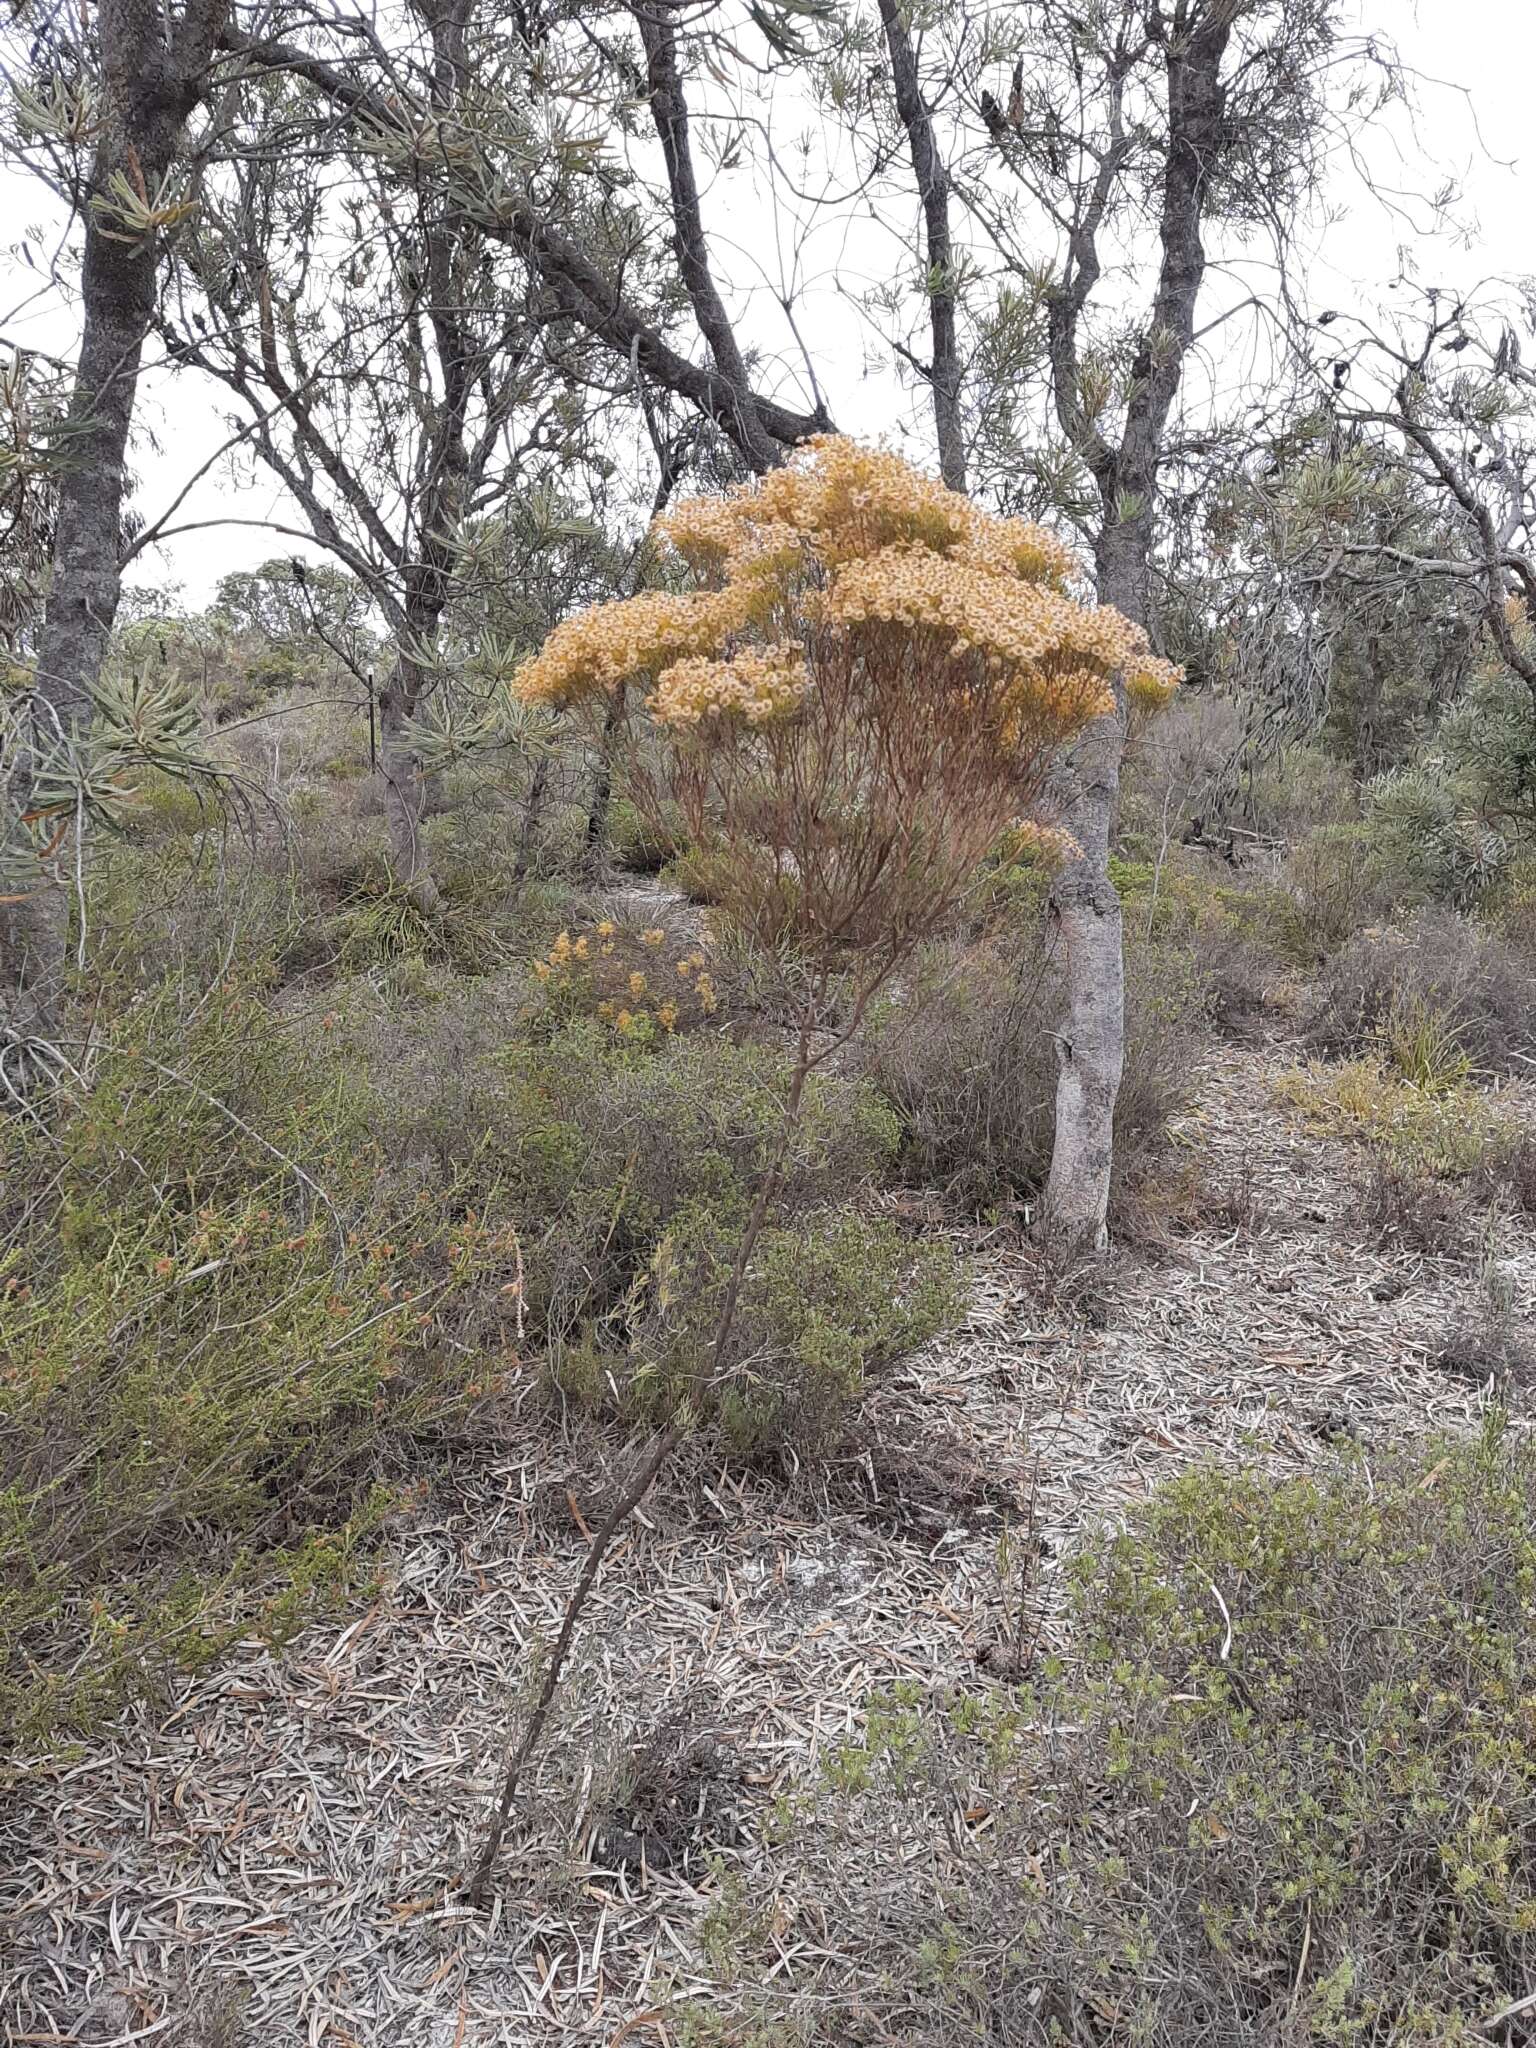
[875,0,965,491]
[216,25,831,474]
[372,0,474,908]
[633,0,784,476]
[2,0,229,1035]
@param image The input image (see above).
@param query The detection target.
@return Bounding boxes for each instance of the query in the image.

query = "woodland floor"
[4,1039,1534,2048]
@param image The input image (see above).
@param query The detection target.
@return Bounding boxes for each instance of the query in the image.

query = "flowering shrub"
[474,443,1161,1879]
[515,437,1178,956]
[529,917,719,1043]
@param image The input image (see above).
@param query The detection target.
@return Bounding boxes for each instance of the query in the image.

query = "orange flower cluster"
[650,643,812,728]
[514,585,761,711]
[513,436,1180,736]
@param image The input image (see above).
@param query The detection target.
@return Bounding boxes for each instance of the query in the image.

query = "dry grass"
[1310,908,1536,1075]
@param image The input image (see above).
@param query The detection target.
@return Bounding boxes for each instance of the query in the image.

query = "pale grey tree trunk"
[1039,8,1232,1252]
[1042,748,1125,1251]
[1041,524,1145,1248]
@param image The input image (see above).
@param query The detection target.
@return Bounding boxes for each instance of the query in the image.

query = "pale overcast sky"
[3,0,1533,606]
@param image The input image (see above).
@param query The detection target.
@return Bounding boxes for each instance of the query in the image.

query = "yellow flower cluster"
[532,921,718,1034]
[752,435,976,564]
[658,436,1079,591]
[827,544,1076,662]
[515,585,761,710]
[1123,652,1183,714]
[826,544,1177,718]
[671,949,718,1010]
[532,928,591,979]
[954,513,1079,592]
[514,435,1181,732]
[651,643,812,728]
[1005,819,1084,867]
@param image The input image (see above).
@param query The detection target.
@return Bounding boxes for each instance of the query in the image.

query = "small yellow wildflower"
[628,971,647,997]
[657,1002,679,1031]
[596,919,617,938]
[641,927,666,946]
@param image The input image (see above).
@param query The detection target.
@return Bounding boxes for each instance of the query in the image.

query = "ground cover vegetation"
[3,0,1536,2035]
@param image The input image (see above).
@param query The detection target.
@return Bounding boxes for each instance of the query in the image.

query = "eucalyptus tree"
[791,0,1392,1241]
[1310,287,1536,714]
[215,0,832,475]
[958,0,1384,1248]
[1,0,230,1035]
[161,0,842,897]
[158,0,624,899]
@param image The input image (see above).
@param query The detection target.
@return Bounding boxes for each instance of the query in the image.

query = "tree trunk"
[1041,704,1127,1254]
[376,668,440,910]
[582,688,626,874]
[1040,522,1146,1252]
[3,202,157,1031]
[1,0,227,1036]
[634,0,783,476]
[513,751,552,885]
[875,0,965,492]
[1038,9,1232,1253]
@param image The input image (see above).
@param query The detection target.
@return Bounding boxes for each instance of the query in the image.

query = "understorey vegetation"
[3,0,1536,2022]
[708,1426,1536,2046]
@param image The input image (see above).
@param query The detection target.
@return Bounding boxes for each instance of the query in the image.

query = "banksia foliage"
[515,436,1179,955]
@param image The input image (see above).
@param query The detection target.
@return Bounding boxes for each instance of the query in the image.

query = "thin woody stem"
[467,1004,821,1905]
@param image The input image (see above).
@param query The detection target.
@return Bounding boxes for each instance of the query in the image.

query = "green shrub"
[740,1425,1536,2045]
[0,980,519,1755]
[1110,854,1287,1027]
[122,767,215,838]
[607,793,689,873]
[864,926,1208,1215]
[1274,1053,1507,1180]
[1310,909,1536,1076]
[85,835,299,1007]
[494,1024,901,1332]
[1243,739,1359,843]
[1277,822,1386,960]
[1484,857,1536,961]
[553,1206,958,1464]
[330,875,509,978]
[1364,757,1513,910]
